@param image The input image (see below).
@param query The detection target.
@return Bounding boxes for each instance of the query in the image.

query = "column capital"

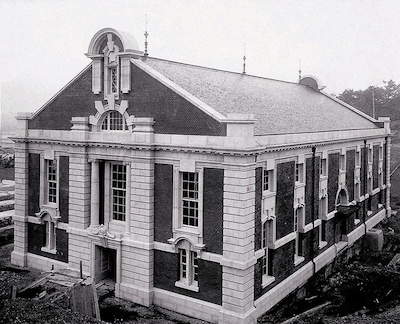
[88,158,100,164]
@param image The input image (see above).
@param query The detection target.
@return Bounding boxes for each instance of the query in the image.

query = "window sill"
[262,191,276,199]
[261,275,275,289]
[294,255,305,266]
[41,247,57,255]
[295,182,305,189]
[319,241,328,249]
[175,280,199,292]
[176,227,200,236]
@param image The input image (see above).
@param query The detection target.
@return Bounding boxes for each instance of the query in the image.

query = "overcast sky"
[1,0,400,128]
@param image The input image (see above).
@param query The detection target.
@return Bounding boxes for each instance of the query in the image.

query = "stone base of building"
[10,250,27,268]
[153,288,221,323]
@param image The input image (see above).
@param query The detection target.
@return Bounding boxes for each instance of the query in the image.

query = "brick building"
[11,28,391,324]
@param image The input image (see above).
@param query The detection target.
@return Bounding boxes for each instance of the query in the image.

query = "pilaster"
[11,142,30,267]
[69,153,91,230]
[220,156,256,323]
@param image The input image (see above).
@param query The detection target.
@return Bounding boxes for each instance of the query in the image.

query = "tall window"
[261,221,269,276]
[320,159,327,176]
[111,67,118,93]
[112,164,126,221]
[47,160,57,204]
[41,214,56,254]
[101,111,128,131]
[176,241,199,292]
[182,172,199,227]
[295,163,303,183]
[263,169,274,192]
[44,220,56,250]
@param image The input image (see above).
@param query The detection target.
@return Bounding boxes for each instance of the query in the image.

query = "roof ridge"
[145,56,298,86]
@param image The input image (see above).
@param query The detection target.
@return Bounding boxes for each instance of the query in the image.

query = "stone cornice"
[11,130,389,157]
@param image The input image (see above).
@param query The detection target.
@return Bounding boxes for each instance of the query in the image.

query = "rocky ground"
[3,216,400,323]
[0,243,208,324]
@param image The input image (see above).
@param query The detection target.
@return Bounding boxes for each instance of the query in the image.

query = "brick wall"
[276,161,295,239]
[29,63,226,136]
[29,67,98,130]
[154,163,173,243]
[305,156,320,225]
[373,145,380,189]
[254,167,262,251]
[153,250,222,305]
[328,153,339,213]
[203,168,224,254]
[28,153,40,216]
[361,147,367,196]
[27,223,68,263]
[59,156,69,223]
[346,150,355,202]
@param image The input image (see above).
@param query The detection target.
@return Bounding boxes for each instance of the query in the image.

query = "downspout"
[311,146,317,274]
[385,136,391,218]
[363,140,368,235]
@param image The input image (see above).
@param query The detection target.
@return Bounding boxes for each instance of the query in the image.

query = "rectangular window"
[294,209,301,258]
[111,67,118,93]
[182,172,199,227]
[356,151,361,167]
[180,249,187,280]
[43,220,56,252]
[192,251,198,282]
[262,251,268,276]
[261,220,274,285]
[295,163,303,183]
[47,160,57,204]
[111,164,126,221]
[340,154,345,171]
[262,221,268,276]
[177,248,199,290]
[320,158,327,176]
[263,169,274,192]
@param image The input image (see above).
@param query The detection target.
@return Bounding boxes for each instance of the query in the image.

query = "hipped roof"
[144,57,378,136]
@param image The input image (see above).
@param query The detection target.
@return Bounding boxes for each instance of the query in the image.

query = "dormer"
[86,28,144,98]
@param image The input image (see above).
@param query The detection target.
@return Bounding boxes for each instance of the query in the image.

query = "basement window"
[175,240,199,292]
[41,214,57,254]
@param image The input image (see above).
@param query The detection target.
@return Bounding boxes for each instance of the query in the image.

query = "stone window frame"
[175,239,199,292]
[39,150,60,210]
[101,110,129,131]
[110,163,127,222]
[102,39,121,99]
[294,206,305,266]
[46,159,57,204]
[261,220,275,287]
[35,209,60,255]
[42,215,57,254]
[172,161,204,246]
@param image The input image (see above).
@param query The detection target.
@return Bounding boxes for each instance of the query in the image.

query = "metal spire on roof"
[242,43,246,74]
[144,14,149,58]
[298,59,302,82]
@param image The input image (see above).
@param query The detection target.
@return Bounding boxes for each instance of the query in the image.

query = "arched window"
[175,239,199,292]
[336,188,349,207]
[101,111,128,131]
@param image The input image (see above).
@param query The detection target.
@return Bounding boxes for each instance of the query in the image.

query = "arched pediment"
[335,186,350,207]
[87,28,143,57]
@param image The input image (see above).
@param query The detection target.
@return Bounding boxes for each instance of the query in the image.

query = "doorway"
[94,246,117,283]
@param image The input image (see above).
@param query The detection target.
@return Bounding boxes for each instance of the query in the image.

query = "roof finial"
[298,59,302,82]
[242,43,246,74]
[144,14,149,58]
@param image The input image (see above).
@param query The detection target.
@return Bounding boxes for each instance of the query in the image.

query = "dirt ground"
[0,243,209,324]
